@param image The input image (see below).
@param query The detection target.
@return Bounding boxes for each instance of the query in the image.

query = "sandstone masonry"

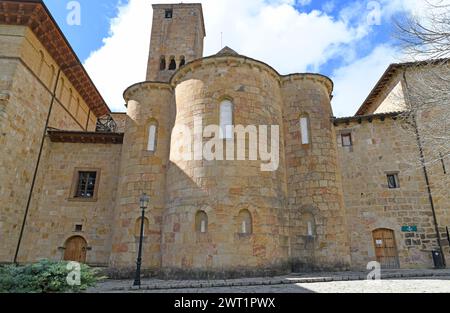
[0,1,448,277]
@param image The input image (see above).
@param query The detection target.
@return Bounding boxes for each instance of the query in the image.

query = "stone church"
[0,0,448,276]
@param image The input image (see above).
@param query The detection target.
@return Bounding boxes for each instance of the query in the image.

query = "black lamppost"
[133,193,150,287]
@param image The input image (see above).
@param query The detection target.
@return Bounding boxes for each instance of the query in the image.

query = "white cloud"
[83,0,439,115]
[322,1,335,14]
[297,0,312,6]
[331,45,399,117]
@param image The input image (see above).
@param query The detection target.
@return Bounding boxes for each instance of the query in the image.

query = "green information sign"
[402,226,418,232]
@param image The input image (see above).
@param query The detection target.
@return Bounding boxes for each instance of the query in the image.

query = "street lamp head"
[139,193,150,209]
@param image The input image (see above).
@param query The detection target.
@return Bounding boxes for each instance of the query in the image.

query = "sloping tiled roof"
[333,111,403,126]
[0,0,110,117]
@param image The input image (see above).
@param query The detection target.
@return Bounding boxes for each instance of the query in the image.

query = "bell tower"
[146,3,206,82]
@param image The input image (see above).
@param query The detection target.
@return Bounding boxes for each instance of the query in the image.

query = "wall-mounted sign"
[402,226,418,232]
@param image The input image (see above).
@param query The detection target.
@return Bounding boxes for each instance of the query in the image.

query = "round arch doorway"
[63,236,88,263]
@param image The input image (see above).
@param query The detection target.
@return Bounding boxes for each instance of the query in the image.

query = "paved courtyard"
[88,269,450,293]
[101,278,449,293]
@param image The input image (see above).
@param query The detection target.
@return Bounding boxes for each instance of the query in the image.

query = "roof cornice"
[169,54,334,98]
[48,130,123,144]
[333,111,404,126]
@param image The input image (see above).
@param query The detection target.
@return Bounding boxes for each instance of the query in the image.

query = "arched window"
[300,114,310,145]
[147,122,158,152]
[220,99,234,140]
[134,217,150,237]
[179,56,186,67]
[238,210,253,235]
[160,56,166,71]
[195,211,208,233]
[168,57,176,70]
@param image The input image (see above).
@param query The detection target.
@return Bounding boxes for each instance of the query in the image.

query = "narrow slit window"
[238,210,253,235]
[201,220,207,233]
[300,117,310,145]
[147,124,157,152]
[307,221,313,237]
[195,211,208,233]
[220,100,233,140]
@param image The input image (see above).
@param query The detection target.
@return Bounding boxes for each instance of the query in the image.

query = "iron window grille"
[75,172,97,198]
[387,173,400,189]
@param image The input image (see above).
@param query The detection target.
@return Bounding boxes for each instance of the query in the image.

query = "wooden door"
[64,236,87,263]
[373,229,400,269]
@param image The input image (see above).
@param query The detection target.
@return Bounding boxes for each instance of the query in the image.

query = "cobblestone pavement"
[87,269,450,293]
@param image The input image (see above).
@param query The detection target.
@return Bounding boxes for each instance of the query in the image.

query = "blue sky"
[43,0,120,61]
[41,0,425,116]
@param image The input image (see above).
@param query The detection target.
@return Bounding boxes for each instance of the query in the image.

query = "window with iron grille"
[387,173,400,189]
[75,172,97,198]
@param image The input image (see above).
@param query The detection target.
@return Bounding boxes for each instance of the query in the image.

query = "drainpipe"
[13,64,78,264]
[402,70,446,268]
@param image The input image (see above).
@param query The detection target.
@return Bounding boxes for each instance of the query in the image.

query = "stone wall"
[336,117,443,269]
[163,57,288,273]
[146,4,205,82]
[110,83,175,270]
[403,65,450,262]
[0,56,51,263]
[0,25,97,131]
[282,76,351,271]
[16,141,121,265]
[0,25,100,263]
